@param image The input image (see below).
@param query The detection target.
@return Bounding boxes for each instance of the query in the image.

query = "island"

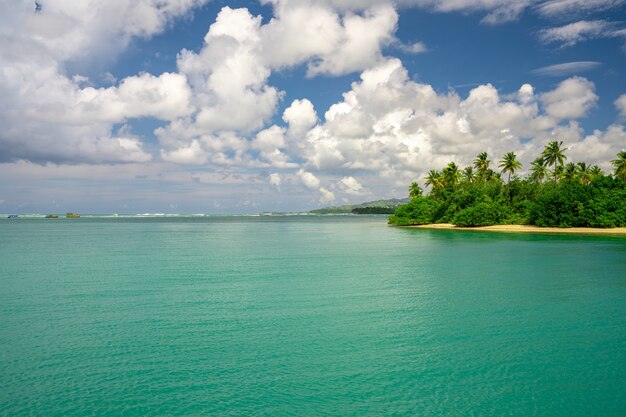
[310,198,410,215]
[389,142,626,233]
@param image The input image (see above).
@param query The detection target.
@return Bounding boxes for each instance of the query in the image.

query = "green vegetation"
[311,198,409,214]
[389,142,626,228]
[351,207,397,214]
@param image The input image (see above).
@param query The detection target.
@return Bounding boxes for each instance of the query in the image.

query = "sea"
[1,215,625,416]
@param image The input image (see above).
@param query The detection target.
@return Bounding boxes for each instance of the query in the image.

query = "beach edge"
[403,223,626,236]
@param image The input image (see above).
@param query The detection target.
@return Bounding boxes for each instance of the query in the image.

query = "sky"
[1,0,626,214]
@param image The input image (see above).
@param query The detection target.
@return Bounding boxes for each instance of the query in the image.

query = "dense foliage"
[351,207,397,214]
[389,143,626,228]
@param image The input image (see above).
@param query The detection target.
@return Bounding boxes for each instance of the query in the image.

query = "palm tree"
[553,164,564,182]
[577,162,592,185]
[589,165,603,179]
[424,170,444,192]
[461,166,476,183]
[563,162,578,181]
[484,168,498,182]
[473,152,490,181]
[498,152,522,183]
[611,150,626,181]
[530,157,548,183]
[442,162,460,187]
[408,182,423,198]
[542,140,567,180]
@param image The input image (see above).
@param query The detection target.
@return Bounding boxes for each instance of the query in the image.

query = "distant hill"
[309,198,410,214]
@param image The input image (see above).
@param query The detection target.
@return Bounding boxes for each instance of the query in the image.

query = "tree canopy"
[389,145,626,228]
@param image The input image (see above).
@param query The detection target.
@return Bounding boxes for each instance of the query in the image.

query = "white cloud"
[536,0,626,17]
[269,173,282,188]
[158,3,400,165]
[538,20,623,47]
[283,99,318,139]
[531,61,601,77]
[615,94,626,117]
[305,5,398,76]
[569,124,626,168]
[541,77,598,119]
[394,0,533,24]
[177,7,281,134]
[160,140,208,165]
[0,0,204,164]
[252,126,296,168]
[338,176,364,195]
[274,59,619,200]
[297,169,321,189]
[319,187,336,204]
[13,0,208,63]
[35,72,195,125]
[1,0,625,210]
[259,1,398,76]
[394,40,428,54]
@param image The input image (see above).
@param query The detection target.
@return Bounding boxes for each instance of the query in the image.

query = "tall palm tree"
[424,170,444,192]
[563,162,578,181]
[498,152,522,183]
[611,150,626,181]
[542,140,567,180]
[473,152,490,181]
[577,162,592,185]
[408,182,422,198]
[530,157,548,183]
[461,166,476,184]
[442,162,460,187]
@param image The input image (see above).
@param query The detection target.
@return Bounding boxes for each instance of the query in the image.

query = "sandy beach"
[407,223,626,236]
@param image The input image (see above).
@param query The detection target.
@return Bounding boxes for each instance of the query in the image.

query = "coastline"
[406,223,626,236]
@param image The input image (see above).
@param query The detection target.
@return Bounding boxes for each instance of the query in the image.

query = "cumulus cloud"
[297,169,321,189]
[569,124,626,167]
[259,1,398,76]
[268,58,618,199]
[304,4,398,76]
[338,176,365,195]
[283,99,318,139]
[177,7,281,134]
[0,0,204,164]
[2,0,625,209]
[160,140,209,165]
[541,77,598,119]
[158,3,398,165]
[9,0,208,63]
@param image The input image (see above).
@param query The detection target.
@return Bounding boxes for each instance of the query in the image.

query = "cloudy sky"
[1,0,625,214]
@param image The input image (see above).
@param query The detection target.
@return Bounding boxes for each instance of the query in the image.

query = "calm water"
[1,216,625,416]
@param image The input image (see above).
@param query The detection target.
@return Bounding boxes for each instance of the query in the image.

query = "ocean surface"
[1,215,625,416]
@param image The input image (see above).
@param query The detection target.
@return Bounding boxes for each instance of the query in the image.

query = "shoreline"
[406,223,626,236]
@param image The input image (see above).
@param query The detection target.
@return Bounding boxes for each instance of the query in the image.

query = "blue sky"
[1,0,626,213]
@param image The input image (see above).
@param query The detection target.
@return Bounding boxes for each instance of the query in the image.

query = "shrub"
[388,197,436,225]
[452,202,506,226]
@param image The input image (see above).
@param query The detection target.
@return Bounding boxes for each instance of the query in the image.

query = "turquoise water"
[1,216,625,416]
